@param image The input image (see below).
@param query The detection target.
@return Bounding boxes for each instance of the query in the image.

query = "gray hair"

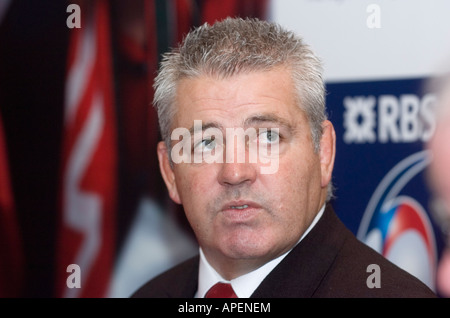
[153,17,334,201]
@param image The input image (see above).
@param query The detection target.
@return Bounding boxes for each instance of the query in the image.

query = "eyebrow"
[187,113,293,135]
[243,114,293,130]
[188,121,223,135]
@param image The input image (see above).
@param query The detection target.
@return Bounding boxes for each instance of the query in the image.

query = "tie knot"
[205,282,238,298]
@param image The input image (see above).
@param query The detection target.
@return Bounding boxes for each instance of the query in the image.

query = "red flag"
[175,0,195,43]
[0,112,24,297]
[201,0,269,25]
[56,0,117,298]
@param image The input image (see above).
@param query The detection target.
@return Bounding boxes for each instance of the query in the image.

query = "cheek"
[279,148,321,192]
[175,166,212,200]
[174,165,218,226]
[265,154,319,213]
[270,148,322,224]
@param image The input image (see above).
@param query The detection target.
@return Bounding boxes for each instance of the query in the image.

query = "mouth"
[229,204,249,210]
[220,200,263,223]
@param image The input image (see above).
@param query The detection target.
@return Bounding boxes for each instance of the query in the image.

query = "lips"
[220,200,262,223]
[221,200,262,211]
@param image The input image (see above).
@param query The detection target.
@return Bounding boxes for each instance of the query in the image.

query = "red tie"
[205,282,238,298]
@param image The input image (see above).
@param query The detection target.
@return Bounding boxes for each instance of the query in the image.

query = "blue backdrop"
[327,77,444,293]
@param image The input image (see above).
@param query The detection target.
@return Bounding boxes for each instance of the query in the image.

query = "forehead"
[173,67,306,126]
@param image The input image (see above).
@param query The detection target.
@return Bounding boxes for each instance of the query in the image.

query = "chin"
[218,231,276,260]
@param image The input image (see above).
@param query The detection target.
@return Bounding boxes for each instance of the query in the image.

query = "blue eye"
[203,138,216,150]
[194,137,217,153]
[259,129,280,144]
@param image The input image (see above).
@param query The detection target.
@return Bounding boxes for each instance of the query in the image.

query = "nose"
[218,142,258,186]
[217,130,259,186]
[218,161,257,186]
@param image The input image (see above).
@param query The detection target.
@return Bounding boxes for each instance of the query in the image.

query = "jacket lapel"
[250,205,347,298]
[164,255,199,298]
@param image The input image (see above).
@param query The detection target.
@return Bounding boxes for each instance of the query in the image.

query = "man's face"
[157,67,335,278]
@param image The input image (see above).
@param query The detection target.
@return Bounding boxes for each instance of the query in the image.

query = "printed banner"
[327,77,444,292]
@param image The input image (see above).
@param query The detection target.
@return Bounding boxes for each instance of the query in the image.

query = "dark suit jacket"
[132,204,436,297]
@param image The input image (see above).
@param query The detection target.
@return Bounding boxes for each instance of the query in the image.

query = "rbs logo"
[343,94,436,144]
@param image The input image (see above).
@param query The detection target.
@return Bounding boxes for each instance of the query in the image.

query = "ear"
[319,120,336,189]
[157,141,182,204]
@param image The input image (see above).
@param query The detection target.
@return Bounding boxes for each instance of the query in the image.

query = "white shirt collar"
[195,204,326,298]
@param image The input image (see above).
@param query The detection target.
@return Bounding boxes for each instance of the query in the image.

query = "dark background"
[0,0,268,298]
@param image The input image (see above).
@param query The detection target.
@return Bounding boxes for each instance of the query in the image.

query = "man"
[132,18,436,298]
[427,72,450,297]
